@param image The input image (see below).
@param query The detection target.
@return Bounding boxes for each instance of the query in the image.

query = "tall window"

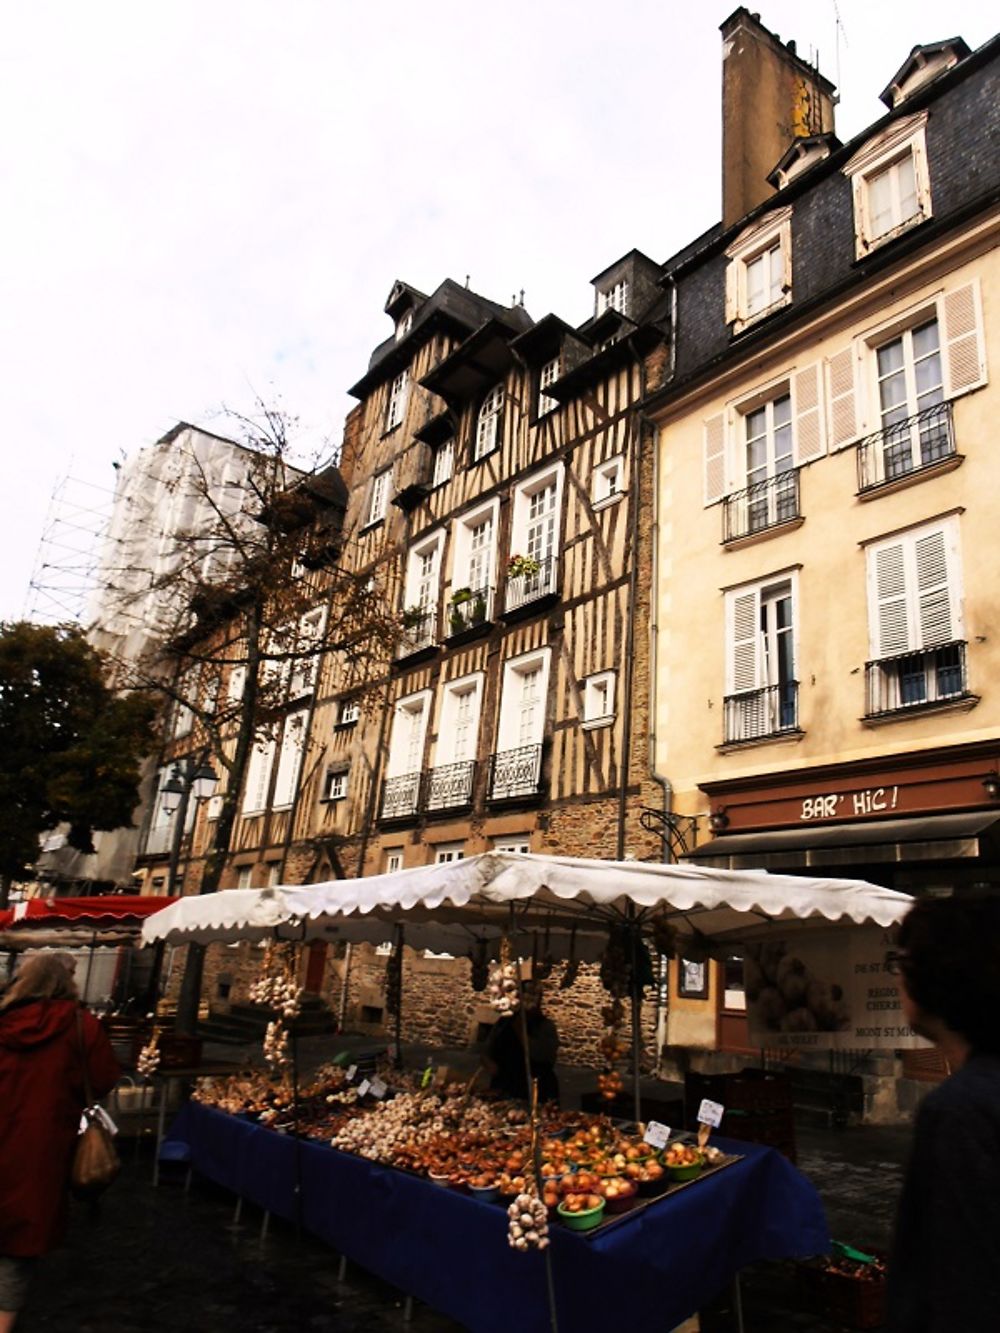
[538,357,560,415]
[431,438,454,487]
[491,650,550,798]
[385,369,409,432]
[725,578,797,743]
[508,469,561,609]
[597,281,629,316]
[744,394,795,531]
[467,515,493,593]
[475,385,504,460]
[844,115,931,257]
[725,207,792,332]
[867,153,920,241]
[875,319,946,479]
[745,242,784,319]
[367,470,390,526]
[526,484,557,567]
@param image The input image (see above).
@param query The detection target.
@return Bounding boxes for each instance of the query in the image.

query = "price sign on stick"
[697,1098,724,1128]
[369,1076,388,1100]
[421,1065,434,1089]
[643,1120,671,1150]
[357,1078,371,1098]
[345,1064,357,1082]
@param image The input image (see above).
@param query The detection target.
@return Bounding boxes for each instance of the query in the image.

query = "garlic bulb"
[507,1192,549,1251]
[488,961,521,1014]
[137,1031,161,1077]
[263,1019,290,1069]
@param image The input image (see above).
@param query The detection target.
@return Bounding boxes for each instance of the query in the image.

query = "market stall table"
[164,1101,829,1333]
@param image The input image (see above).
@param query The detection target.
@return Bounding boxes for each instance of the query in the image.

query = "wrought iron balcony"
[723,682,799,745]
[487,744,543,801]
[380,772,422,820]
[723,471,800,543]
[504,555,558,613]
[865,641,968,719]
[857,401,955,493]
[425,760,477,811]
[447,586,492,637]
[396,603,438,658]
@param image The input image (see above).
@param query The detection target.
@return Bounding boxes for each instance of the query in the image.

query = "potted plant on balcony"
[507,553,540,580]
[449,587,472,635]
[470,592,488,625]
[402,604,426,631]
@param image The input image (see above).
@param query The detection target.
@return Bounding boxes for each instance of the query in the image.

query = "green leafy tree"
[0,622,158,907]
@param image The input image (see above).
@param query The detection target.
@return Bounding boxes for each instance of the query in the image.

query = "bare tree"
[101,405,400,1031]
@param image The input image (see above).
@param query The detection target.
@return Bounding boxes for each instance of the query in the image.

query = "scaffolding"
[23,468,116,626]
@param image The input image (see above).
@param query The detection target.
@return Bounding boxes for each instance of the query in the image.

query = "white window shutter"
[826,346,859,450]
[724,262,738,326]
[703,413,727,505]
[242,735,276,815]
[729,589,760,692]
[914,529,953,648]
[872,542,911,658]
[273,713,306,808]
[942,282,987,399]
[792,364,824,464]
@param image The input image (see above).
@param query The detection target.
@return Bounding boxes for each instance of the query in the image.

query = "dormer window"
[879,39,970,109]
[538,357,560,415]
[725,206,792,334]
[395,310,413,342]
[844,112,931,259]
[474,384,504,461]
[597,280,629,317]
[385,369,409,432]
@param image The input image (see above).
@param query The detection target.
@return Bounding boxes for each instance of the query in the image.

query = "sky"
[1,0,994,623]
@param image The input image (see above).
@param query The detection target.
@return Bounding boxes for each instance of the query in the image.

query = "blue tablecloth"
[166,1101,829,1332]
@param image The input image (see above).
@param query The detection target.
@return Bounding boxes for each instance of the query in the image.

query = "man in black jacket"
[888,894,1000,1332]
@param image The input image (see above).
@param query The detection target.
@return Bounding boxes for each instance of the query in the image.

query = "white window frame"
[843,112,931,259]
[322,767,349,802]
[538,357,560,415]
[597,280,629,316]
[226,664,247,704]
[434,672,484,769]
[384,849,404,874]
[385,368,410,432]
[509,464,564,589]
[474,384,504,461]
[237,866,254,890]
[593,455,625,508]
[495,648,551,755]
[724,573,799,742]
[266,862,282,887]
[450,498,499,612]
[433,842,465,864]
[395,310,413,342]
[337,698,360,726]
[366,469,390,527]
[725,206,792,333]
[431,438,455,487]
[492,839,531,854]
[289,606,327,699]
[386,689,431,779]
[272,709,307,810]
[865,516,963,660]
[581,670,616,730]
[242,732,278,816]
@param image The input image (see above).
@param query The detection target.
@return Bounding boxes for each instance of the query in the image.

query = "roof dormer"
[766,133,842,191]
[384,280,427,341]
[879,38,971,109]
[590,250,660,324]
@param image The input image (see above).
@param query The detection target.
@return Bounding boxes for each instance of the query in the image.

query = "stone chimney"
[721,8,837,228]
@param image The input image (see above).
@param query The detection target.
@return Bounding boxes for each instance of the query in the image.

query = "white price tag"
[643,1120,671,1150]
[345,1064,357,1082]
[357,1078,371,1098]
[369,1076,388,1100]
[697,1098,724,1128]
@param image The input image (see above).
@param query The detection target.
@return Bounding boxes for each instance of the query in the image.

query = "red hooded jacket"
[0,998,120,1256]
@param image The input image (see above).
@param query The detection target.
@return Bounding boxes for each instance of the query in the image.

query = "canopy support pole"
[627,909,642,1124]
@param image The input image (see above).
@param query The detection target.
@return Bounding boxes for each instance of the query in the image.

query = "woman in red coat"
[0,952,120,1330]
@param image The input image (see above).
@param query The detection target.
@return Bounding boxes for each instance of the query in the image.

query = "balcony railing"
[488,744,543,800]
[857,401,955,493]
[380,772,422,819]
[865,640,967,718]
[447,586,492,636]
[396,603,438,658]
[723,471,800,543]
[425,760,477,811]
[504,556,558,613]
[723,682,799,744]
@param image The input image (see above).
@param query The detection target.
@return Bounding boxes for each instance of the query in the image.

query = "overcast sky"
[2,1,993,623]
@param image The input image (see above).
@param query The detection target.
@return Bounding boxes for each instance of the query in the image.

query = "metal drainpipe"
[617,346,645,862]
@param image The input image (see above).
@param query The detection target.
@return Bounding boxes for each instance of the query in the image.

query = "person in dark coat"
[0,952,120,1330]
[887,894,1000,1332]
[483,985,560,1105]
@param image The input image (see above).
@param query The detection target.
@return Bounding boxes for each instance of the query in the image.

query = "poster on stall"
[745,926,931,1050]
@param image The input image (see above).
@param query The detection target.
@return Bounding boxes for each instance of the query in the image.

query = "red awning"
[0,895,178,932]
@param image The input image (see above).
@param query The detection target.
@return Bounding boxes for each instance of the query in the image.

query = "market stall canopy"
[140,853,911,951]
[1,895,178,949]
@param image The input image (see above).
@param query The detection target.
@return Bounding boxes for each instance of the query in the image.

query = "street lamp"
[161,760,218,817]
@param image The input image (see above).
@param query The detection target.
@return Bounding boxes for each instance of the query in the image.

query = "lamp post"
[156,757,218,1028]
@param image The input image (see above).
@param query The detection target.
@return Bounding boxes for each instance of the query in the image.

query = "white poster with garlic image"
[745,927,931,1050]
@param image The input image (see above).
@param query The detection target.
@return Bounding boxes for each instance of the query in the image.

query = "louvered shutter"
[827,346,859,449]
[872,542,911,658]
[703,413,727,505]
[242,735,276,815]
[942,282,987,398]
[273,712,306,808]
[793,363,824,464]
[227,665,247,704]
[724,262,738,326]
[729,589,761,692]
[914,529,953,648]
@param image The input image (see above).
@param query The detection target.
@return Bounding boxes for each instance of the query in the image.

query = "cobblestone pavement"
[16,1045,910,1332]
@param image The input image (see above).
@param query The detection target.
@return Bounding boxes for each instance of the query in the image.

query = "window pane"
[896,153,918,222]
[869,167,894,236]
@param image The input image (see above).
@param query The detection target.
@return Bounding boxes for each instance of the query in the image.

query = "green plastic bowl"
[557,1199,606,1231]
[666,1162,703,1183]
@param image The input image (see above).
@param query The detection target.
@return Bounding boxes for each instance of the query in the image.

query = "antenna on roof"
[519,289,525,306]
[465,275,470,289]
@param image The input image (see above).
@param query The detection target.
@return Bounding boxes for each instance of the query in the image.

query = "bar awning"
[683,811,1000,870]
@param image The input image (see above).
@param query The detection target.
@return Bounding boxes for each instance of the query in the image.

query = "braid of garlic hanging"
[488,937,520,1015]
[507,1191,550,1252]
[263,1019,290,1070]
[137,1030,161,1077]
[250,941,303,1019]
